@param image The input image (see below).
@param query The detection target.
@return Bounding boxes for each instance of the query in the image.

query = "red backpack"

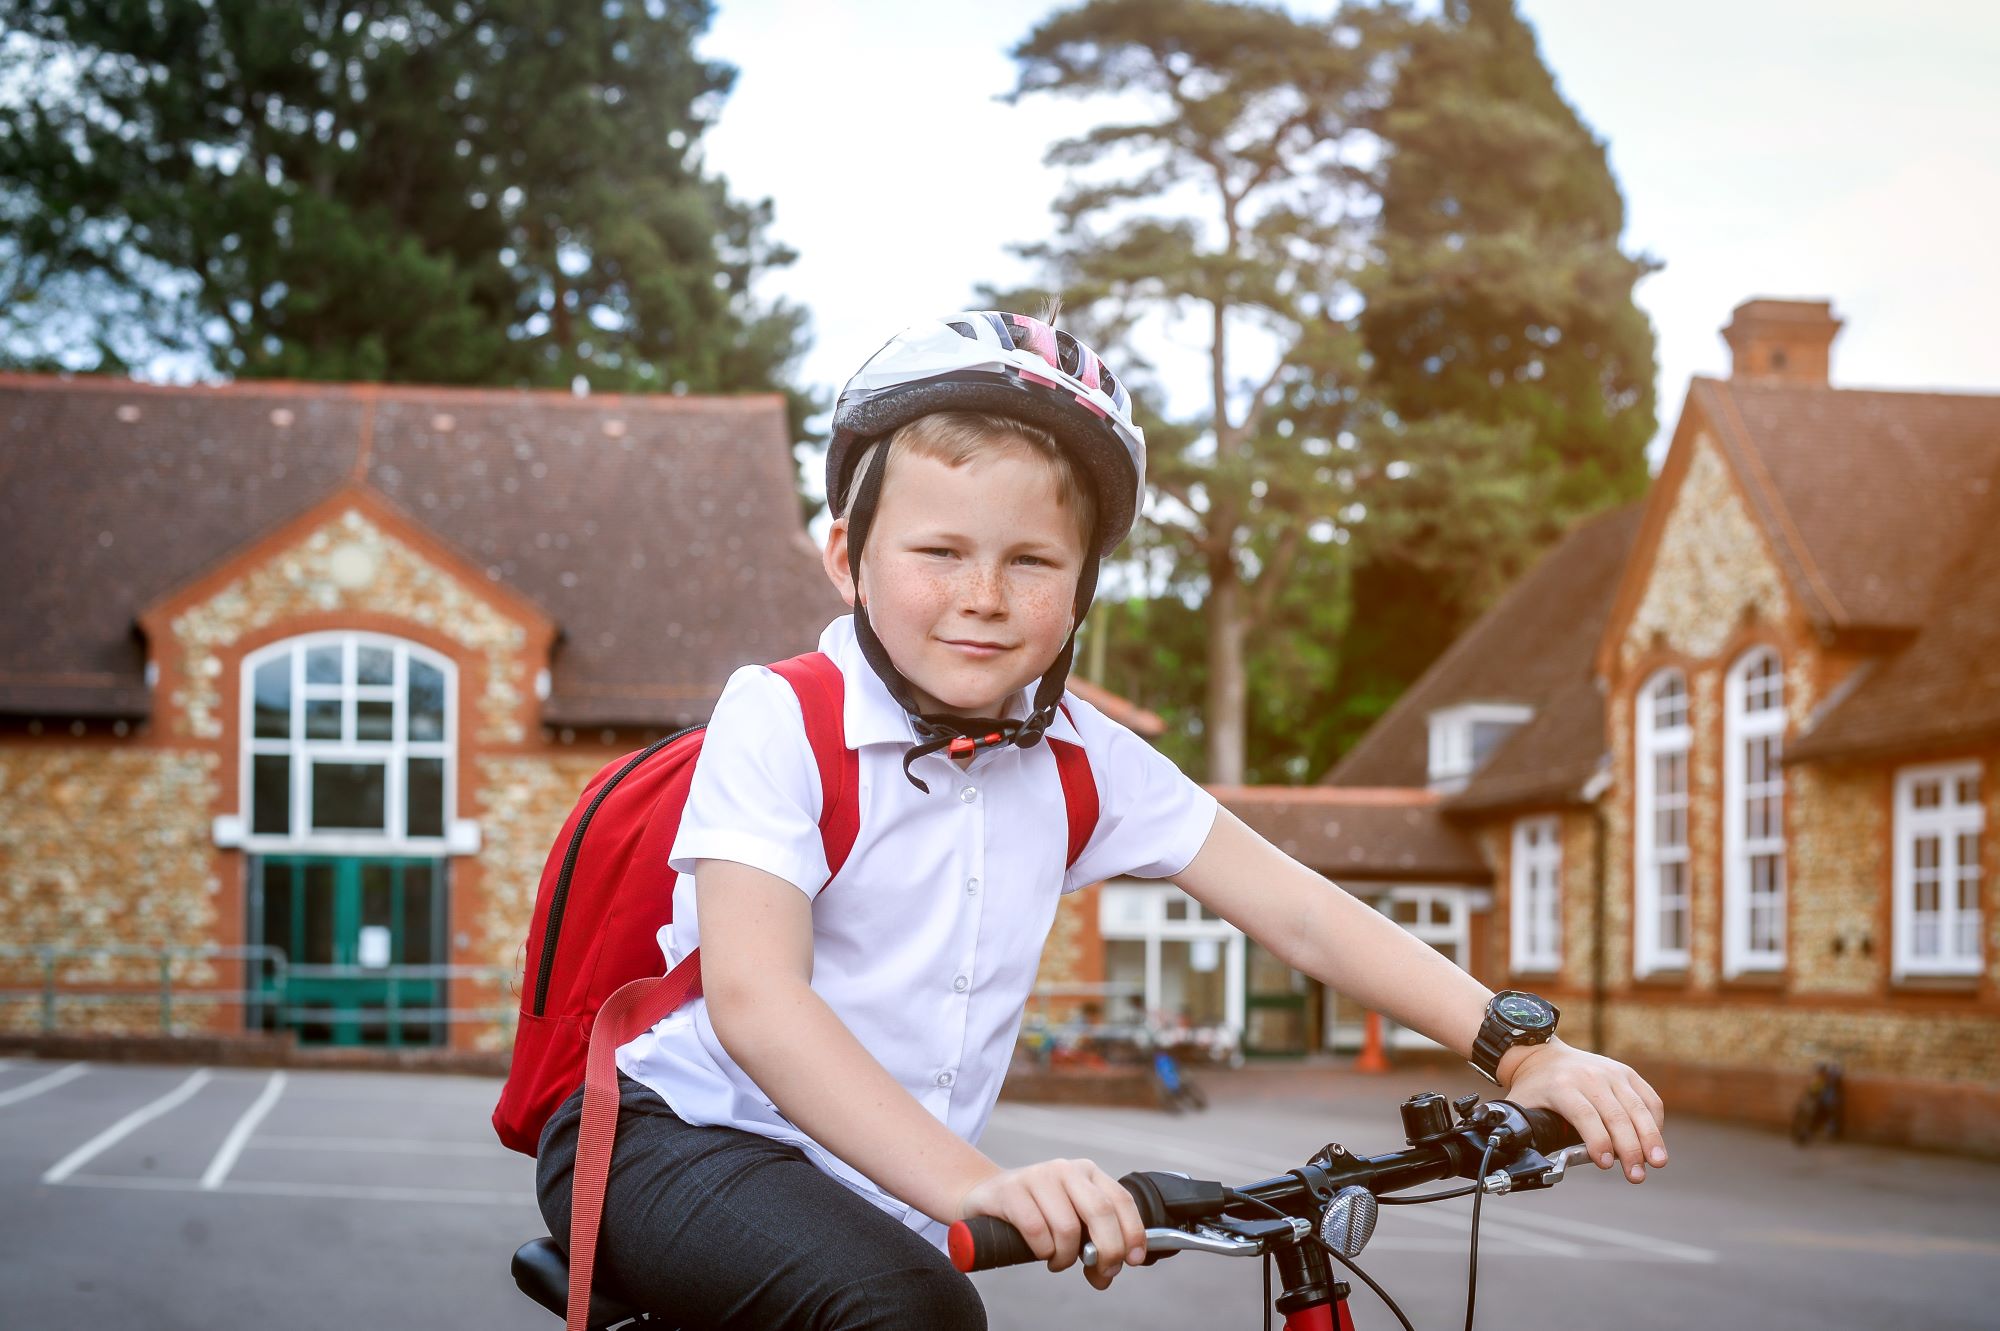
[491,650,1101,1331]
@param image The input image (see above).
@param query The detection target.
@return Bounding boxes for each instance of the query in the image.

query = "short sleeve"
[668,665,832,898]
[1060,694,1218,893]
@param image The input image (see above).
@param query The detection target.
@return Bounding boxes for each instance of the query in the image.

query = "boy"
[535,311,1667,1329]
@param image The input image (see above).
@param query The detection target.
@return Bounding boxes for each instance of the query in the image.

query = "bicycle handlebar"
[949,1099,1583,1274]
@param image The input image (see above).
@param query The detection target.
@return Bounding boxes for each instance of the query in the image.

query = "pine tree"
[1004,0,1404,784]
[1331,0,1658,761]
[0,0,806,403]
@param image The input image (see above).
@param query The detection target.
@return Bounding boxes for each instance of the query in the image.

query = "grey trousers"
[536,1071,987,1330]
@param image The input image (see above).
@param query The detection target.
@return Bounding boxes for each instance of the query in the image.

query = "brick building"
[0,375,837,1048]
[1322,298,2000,1150]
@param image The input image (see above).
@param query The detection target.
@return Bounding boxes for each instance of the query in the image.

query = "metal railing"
[0,944,517,1041]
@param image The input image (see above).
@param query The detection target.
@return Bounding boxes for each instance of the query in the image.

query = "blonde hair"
[840,411,1096,550]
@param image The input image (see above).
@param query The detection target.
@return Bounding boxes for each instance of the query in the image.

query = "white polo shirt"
[616,615,1218,1247]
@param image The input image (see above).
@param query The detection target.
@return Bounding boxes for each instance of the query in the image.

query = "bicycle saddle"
[511,1237,658,1328]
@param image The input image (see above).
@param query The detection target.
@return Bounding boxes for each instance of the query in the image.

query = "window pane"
[305,698,343,741]
[357,700,395,743]
[407,758,444,837]
[402,864,436,966]
[312,761,386,831]
[252,755,291,835]
[254,656,291,739]
[1913,780,1940,809]
[361,862,394,968]
[358,645,394,685]
[302,863,337,964]
[261,861,294,969]
[306,644,343,685]
[1954,775,1980,805]
[408,660,446,742]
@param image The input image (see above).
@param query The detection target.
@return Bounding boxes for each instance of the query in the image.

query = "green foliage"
[1002,0,1406,783]
[0,0,807,401]
[1008,0,1657,784]
[1333,0,1658,748]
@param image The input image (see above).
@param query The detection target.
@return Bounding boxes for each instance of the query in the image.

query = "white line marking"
[55,1174,532,1207]
[1387,1203,1586,1257]
[250,1134,518,1158]
[42,1068,212,1184]
[1486,1205,1718,1264]
[200,1071,287,1190]
[0,1061,90,1108]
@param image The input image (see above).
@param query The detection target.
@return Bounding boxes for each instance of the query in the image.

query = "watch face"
[1495,992,1555,1029]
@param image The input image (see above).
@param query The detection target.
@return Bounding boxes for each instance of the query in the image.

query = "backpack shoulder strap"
[768,651,861,880]
[562,650,856,1331]
[1051,701,1099,869]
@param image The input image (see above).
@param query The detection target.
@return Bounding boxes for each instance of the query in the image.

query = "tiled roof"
[1697,378,2000,632]
[1210,786,1490,884]
[0,374,841,726]
[1324,504,1645,805]
[1068,677,1166,738]
[1696,378,2000,759]
[1789,486,2000,760]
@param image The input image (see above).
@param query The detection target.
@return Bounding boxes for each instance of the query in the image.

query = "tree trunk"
[1204,553,1246,785]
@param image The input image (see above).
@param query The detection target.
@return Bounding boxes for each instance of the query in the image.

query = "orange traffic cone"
[1353,1009,1390,1074]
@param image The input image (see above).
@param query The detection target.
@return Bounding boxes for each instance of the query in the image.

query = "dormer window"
[1426,703,1533,793]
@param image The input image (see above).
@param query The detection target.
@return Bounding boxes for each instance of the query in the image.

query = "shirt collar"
[819,615,1077,750]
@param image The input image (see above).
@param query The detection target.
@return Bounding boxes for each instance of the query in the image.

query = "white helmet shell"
[827,311,1147,557]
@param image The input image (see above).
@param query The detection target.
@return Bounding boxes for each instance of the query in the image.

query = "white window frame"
[1723,649,1787,975]
[1510,815,1563,973]
[235,631,458,855]
[1893,762,1984,979]
[1097,882,1247,1040]
[1426,702,1534,793]
[1634,669,1692,975]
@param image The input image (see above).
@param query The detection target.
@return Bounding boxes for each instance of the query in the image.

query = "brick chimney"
[1721,298,1842,385]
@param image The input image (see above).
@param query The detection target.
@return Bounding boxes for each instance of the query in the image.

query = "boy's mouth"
[940,638,1012,657]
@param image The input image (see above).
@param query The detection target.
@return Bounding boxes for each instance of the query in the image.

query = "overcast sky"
[697,1,2000,465]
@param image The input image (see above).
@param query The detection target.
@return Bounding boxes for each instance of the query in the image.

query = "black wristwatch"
[1469,990,1559,1085]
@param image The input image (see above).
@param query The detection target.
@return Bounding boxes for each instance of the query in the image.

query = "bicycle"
[510,1089,1583,1330]
[1789,1060,1844,1146]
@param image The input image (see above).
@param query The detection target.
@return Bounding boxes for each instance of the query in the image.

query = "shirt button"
[936,1070,956,1088]
[953,974,969,992]
[959,785,978,803]
[966,877,980,896]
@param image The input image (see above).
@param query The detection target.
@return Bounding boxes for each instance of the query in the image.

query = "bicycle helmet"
[828,310,1148,790]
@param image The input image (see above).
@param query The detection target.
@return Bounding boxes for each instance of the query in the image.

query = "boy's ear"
[822,517,859,608]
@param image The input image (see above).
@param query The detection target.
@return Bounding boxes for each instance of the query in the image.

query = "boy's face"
[823,443,1087,719]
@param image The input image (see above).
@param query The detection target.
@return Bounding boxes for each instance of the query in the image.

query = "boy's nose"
[958,563,1006,614]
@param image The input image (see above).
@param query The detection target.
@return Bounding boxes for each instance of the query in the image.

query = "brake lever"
[1480,1145,1572,1195]
[1081,1217,1312,1267]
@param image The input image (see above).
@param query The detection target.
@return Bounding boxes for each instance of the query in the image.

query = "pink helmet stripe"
[1008,314,1061,370]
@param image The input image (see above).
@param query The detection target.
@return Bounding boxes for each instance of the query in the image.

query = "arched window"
[1725,649,1786,974]
[242,632,455,850]
[1634,670,1691,974]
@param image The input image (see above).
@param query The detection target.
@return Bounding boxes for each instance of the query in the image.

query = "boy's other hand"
[1499,1037,1668,1184]
[960,1158,1149,1289]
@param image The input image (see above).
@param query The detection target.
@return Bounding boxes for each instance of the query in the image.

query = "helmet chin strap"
[843,440,1102,793]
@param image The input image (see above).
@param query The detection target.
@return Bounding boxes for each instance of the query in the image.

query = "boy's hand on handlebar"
[1499,1038,1668,1184]
[959,1158,1148,1289]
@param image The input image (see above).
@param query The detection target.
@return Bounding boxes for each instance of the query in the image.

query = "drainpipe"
[1581,763,1613,1054]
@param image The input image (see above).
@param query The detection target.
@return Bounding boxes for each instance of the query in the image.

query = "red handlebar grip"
[948,1216,1041,1272]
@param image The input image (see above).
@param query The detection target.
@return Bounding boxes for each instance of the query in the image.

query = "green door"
[253,856,444,1046]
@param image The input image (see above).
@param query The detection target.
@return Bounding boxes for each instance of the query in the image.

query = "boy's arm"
[1174,809,1670,1184]
[694,859,1147,1286]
